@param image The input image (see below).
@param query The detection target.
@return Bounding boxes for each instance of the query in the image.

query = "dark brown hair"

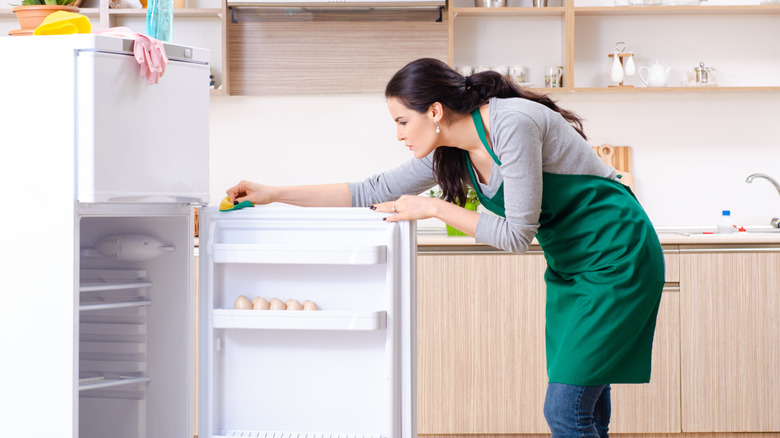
[385,58,586,206]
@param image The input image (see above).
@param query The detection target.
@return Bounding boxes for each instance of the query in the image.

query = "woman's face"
[387,97,438,159]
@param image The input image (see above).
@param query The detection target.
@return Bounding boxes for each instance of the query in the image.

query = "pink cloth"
[94,27,169,85]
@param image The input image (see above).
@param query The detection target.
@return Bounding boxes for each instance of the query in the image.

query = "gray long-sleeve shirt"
[348,97,617,253]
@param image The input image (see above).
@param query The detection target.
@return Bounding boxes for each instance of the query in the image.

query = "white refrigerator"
[0,35,416,438]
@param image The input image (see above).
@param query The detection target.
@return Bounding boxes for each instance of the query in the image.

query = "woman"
[227,58,665,437]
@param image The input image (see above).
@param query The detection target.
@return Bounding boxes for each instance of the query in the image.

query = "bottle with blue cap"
[146,0,173,42]
[718,210,734,234]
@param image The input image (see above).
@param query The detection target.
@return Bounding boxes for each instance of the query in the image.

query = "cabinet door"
[610,289,681,434]
[681,252,780,432]
[417,253,549,434]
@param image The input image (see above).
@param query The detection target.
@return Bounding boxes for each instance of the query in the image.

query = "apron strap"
[471,109,501,166]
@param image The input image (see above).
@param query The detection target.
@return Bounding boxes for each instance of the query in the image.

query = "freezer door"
[76,46,210,204]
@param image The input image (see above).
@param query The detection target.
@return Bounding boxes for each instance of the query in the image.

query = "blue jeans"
[543,383,611,438]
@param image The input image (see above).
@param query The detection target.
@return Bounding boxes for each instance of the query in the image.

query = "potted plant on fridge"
[11,0,84,34]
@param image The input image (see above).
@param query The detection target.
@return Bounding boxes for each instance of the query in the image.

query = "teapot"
[639,61,671,87]
[685,62,718,87]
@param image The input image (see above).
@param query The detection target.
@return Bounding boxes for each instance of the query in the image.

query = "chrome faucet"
[746,173,780,228]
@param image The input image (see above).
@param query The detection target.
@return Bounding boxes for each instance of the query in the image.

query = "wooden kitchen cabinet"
[417,251,550,434]
[609,285,680,434]
[223,6,448,95]
[416,248,681,435]
[680,249,780,432]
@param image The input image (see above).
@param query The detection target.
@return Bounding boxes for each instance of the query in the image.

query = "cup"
[544,66,563,88]
[533,0,548,6]
[509,65,529,84]
[455,65,473,76]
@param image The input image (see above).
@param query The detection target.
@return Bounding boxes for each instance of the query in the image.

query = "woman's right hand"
[226,180,275,205]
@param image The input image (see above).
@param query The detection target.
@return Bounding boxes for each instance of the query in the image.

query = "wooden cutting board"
[592,144,635,191]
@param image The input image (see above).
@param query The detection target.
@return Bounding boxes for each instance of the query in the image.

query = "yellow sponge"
[219,196,254,212]
[33,11,91,36]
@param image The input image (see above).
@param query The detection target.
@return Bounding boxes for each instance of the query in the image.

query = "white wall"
[209,92,780,229]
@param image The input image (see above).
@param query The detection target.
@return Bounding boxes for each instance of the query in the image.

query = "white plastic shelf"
[80,281,153,293]
[211,243,386,265]
[212,309,387,331]
[215,431,383,438]
[79,299,152,312]
[78,376,151,391]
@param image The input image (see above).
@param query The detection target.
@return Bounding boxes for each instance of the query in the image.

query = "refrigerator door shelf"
[211,243,387,265]
[212,309,387,330]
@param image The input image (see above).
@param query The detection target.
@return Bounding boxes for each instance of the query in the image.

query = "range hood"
[227,0,444,8]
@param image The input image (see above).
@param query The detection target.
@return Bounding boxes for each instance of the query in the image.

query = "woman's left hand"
[372,195,442,222]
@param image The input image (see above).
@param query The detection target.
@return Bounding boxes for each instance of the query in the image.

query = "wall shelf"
[449,0,780,92]
[106,7,221,17]
[574,4,780,16]
[451,6,565,16]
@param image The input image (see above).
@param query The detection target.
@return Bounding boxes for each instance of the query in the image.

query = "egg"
[302,300,319,311]
[233,295,253,310]
[252,297,270,310]
[269,297,286,310]
[285,299,303,311]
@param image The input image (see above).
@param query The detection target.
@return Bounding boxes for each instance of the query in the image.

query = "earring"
[435,122,440,133]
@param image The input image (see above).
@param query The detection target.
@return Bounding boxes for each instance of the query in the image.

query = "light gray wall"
[209,92,780,229]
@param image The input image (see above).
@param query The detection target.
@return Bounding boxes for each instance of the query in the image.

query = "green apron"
[465,110,665,385]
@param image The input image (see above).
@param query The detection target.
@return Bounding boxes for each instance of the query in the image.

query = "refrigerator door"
[0,35,211,205]
[198,207,416,438]
[75,44,210,204]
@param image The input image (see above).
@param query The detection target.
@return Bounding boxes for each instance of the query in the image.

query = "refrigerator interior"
[77,204,195,438]
[199,207,415,438]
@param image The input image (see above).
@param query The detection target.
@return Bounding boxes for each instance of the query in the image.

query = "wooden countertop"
[417,228,780,250]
